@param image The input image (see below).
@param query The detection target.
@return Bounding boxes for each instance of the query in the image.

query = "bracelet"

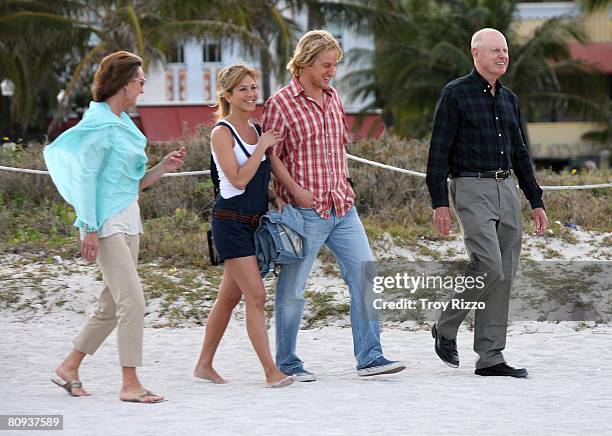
[83,225,98,233]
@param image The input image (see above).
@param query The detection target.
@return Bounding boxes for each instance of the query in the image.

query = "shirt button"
[501,151,504,154]
[331,171,334,175]
[495,116,499,120]
[498,133,502,137]
[328,152,332,156]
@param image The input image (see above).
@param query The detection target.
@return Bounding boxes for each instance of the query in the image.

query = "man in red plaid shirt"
[263,30,405,381]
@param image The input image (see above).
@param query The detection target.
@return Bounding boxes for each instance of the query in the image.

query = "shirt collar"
[289,75,333,98]
[470,69,503,94]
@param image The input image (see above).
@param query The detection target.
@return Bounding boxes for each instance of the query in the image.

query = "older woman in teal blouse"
[44,51,185,403]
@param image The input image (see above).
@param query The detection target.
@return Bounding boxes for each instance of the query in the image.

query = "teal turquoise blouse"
[44,101,148,232]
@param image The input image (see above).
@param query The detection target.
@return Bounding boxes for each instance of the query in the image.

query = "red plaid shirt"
[263,76,354,219]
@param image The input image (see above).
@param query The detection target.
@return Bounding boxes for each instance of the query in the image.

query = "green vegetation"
[343,0,609,138]
[0,133,610,325]
[1,130,609,266]
[2,0,609,144]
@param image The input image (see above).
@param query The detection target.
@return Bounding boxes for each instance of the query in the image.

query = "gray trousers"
[437,177,522,369]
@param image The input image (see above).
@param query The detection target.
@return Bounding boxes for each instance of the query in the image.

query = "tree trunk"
[307,3,324,30]
[260,48,272,101]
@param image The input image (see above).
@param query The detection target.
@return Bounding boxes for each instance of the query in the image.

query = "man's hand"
[434,206,452,236]
[532,207,548,236]
[81,232,99,262]
[273,196,287,211]
[291,186,319,208]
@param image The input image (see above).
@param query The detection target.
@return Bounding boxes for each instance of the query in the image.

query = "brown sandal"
[51,378,84,397]
[120,390,166,404]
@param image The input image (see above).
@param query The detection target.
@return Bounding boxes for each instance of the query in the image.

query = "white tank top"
[211,119,265,199]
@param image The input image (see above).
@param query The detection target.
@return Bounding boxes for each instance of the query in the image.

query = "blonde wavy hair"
[287,30,343,76]
[213,64,258,121]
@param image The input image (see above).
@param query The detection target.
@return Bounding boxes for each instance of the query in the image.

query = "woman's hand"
[162,147,186,172]
[81,232,99,262]
[258,130,282,150]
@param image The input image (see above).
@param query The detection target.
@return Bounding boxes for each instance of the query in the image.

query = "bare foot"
[119,385,164,403]
[194,364,228,384]
[55,364,91,396]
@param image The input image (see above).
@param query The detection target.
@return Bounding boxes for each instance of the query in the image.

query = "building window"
[203,42,221,63]
[167,43,184,64]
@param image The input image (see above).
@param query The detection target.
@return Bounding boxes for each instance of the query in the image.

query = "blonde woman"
[193,64,293,388]
[45,51,185,403]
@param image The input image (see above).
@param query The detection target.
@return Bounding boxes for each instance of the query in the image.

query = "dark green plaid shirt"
[426,69,544,209]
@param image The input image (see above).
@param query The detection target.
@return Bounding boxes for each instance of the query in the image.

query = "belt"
[213,209,262,228]
[452,170,511,181]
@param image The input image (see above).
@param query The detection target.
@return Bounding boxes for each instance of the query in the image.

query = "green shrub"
[0,130,610,266]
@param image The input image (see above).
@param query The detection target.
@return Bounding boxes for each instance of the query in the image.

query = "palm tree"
[1,0,267,137]
[344,0,605,138]
[51,0,267,130]
[581,0,611,12]
[582,98,611,151]
[211,0,302,100]
[0,1,90,137]
[220,0,397,99]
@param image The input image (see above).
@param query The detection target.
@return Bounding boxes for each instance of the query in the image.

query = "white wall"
[139,12,375,112]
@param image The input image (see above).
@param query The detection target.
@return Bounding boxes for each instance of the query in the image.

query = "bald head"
[471,28,506,50]
[470,28,509,82]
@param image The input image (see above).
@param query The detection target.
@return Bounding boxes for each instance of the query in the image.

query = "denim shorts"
[211,217,256,262]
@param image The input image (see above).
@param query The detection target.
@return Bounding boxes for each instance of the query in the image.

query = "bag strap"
[216,120,259,158]
[211,121,262,198]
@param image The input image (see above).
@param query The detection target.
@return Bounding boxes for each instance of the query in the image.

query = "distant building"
[136,2,610,170]
[514,2,611,169]
[137,15,381,142]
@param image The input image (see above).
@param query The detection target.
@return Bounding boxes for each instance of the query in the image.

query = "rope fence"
[2,156,611,190]
[0,165,210,178]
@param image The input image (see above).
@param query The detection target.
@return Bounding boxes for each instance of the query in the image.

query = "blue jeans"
[274,206,383,371]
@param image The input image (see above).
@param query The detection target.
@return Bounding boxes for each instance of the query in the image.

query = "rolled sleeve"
[263,98,289,157]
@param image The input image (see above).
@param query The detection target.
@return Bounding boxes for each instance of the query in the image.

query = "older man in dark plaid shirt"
[426,28,548,378]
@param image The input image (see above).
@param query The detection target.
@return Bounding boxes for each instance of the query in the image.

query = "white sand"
[1,229,611,435]
[1,319,611,435]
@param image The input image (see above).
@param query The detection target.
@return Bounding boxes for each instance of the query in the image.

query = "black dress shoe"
[475,363,528,378]
[432,323,459,368]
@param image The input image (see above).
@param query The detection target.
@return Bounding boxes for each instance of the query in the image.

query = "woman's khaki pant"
[73,233,145,367]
